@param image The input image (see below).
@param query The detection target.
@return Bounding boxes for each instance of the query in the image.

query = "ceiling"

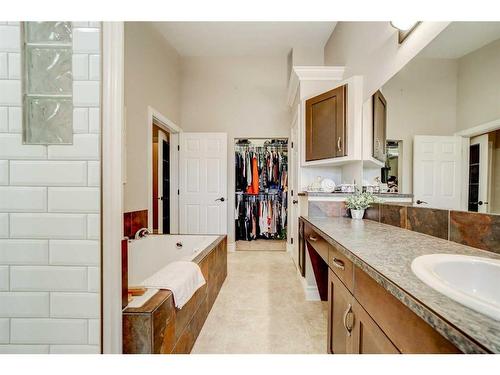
[151,22,337,57]
[419,22,500,59]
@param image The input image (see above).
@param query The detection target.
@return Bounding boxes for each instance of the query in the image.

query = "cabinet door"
[372,90,387,162]
[328,269,352,354]
[305,85,347,161]
[350,299,400,354]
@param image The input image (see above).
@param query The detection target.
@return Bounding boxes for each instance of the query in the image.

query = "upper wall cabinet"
[372,90,387,162]
[305,84,347,161]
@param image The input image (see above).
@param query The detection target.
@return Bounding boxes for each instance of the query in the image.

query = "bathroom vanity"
[299,216,500,354]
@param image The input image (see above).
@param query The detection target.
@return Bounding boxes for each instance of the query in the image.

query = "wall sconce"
[390,21,421,44]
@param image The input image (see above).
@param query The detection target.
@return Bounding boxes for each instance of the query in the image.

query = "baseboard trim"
[227,242,236,253]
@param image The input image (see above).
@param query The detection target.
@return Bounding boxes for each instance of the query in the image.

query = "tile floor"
[191,251,328,354]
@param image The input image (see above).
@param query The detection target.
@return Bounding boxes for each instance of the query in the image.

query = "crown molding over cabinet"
[287,66,346,107]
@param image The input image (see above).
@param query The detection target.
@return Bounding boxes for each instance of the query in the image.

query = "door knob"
[215,197,225,202]
[416,200,428,205]
[157,196,163,201]
[292,200,298,204]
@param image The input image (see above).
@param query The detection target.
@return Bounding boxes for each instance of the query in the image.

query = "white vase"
[351,209,365,220]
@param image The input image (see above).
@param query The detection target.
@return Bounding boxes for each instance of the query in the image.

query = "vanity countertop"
[298,191,413,198]
[301,216,500,353]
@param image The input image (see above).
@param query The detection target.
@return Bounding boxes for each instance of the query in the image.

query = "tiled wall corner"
[0,22,101,354]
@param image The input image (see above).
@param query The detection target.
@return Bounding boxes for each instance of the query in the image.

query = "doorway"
[234,138,288,251]
[147,106,181,234]
[152,125,170,233]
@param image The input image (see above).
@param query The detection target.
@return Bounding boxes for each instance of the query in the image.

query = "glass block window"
[22,22,73,144]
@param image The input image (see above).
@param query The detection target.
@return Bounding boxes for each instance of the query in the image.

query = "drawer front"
[328,240,354,292]
[304,224,330,265]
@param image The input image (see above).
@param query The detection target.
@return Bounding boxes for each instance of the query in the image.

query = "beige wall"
[381,58,459,193]
[324,22,450,100]
[180,56,291,242]
[457,38,500,132]
[124,22,181,212]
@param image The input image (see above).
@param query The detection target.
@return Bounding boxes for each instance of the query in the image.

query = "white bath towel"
[140,261,206,309]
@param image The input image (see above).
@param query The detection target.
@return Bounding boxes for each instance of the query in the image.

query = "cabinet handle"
[337,137,342,152]
[331,257,345,270]
[308,235,317,242]
[343,304,353,337]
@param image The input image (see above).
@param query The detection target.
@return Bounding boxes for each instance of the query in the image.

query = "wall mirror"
[365,22,500,214]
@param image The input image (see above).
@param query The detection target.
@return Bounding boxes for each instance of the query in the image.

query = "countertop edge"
[301,216,490,354]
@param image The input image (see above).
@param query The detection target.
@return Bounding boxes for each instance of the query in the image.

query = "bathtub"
[127,234,220,286]
[123,234,227,353]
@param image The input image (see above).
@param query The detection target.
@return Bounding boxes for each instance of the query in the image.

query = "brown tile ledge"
[301,216,500,353]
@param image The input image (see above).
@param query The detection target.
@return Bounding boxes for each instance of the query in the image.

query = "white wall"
[124,22,181,213]
[381,58,458,194]
[0,22,101,354]
[180,56,291,243]
[324,22,450,100]
[456,38,500,132]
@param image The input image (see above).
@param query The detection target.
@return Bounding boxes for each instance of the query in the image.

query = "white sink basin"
[411,254,500,321]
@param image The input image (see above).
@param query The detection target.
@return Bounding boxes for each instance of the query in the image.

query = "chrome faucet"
[134,227,150,240]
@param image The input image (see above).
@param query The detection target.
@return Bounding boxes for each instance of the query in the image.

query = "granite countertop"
[299,191,413,198]
[302,216,500,353]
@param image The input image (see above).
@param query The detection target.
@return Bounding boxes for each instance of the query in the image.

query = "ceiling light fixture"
[390,21,421,44]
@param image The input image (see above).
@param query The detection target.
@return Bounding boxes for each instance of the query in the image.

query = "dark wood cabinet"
[328,269,351,354]
[350,299,399,354]
[372,90,387,162]
[328,268,398,354]
[302,218,461,354]
[305,85,347,161]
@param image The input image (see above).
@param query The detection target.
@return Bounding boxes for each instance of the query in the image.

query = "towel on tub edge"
[140,261,206,309]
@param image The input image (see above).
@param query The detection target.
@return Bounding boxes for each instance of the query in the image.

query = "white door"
[413,135,463,210]
[157,130,168,233]
[179,132,227,234]
[470,134,492,213]
[290,115,299,262]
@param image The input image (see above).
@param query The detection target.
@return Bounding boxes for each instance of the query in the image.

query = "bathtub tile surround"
[123,236,227,354]
[123,209,148,238]
[308,201,500,255]
[0,22,101,353]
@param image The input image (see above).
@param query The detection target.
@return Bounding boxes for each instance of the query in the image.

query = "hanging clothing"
[235,141,288,242]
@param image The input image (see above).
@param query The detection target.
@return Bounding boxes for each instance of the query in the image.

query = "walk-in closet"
[234,138,288,251]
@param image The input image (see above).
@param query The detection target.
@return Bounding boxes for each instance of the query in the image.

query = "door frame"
[289,109,299,256]
[102,21,124,354]
[147,106,181,234]
[455,118,500,211]
[157,129,169,232]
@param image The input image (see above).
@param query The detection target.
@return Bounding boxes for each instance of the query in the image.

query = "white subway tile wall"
[0,22,101,353]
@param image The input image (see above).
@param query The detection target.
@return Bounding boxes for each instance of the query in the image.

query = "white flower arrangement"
[345,191,378,210]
